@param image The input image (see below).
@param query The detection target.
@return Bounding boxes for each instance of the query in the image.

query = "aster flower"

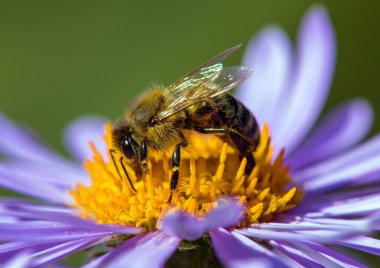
[0,5,380,268]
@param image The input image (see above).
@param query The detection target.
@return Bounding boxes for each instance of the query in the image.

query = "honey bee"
[111,44,260,203]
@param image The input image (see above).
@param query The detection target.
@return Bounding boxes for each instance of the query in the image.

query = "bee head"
[120,131,139,160]
[112,123,139,161]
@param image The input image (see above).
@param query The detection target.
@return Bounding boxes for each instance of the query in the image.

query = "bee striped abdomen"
[221,95,260,153]
[188,94,260,167]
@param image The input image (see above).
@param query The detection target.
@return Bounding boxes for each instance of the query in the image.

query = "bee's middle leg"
[167,135,188,203]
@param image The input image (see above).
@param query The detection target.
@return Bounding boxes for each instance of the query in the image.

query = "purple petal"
[0,241,59,263]
[311,187,380,203]
[0,198,143,235]
[236,227,354,244]
[302,153,380,193]
[3,252,32,268]
[270,241,323,268]
[162,198,244,240]
[64,116,108,162]
[0,161,87,189]
[99,232,179,268]
[304,241,367,268]
[294,133,380,183]
[302,194,380,218]
[272,6,336,153]
[0,114,67,165]
[250,217,372,233]
[32,237,103,266]
[0,165,68,204]
[288,99,373,171]
[236,27,291,129]
[84,234,145,268]
[210,228,291,268]
[337,236,380,256]
[0,222,113,242]
[160,210,206,241]
[0,222,114,242]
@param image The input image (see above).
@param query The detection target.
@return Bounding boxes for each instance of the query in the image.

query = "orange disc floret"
[70,123,302,231]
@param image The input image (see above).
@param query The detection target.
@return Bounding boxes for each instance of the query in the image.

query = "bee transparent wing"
[157,66,252,121]
[204,66,253,97]
[178,44,242,79]
[165,44,242,97]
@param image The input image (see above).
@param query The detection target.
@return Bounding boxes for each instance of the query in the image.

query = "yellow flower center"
[70,123,302,231]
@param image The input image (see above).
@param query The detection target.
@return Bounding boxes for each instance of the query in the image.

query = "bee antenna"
[109,149,122,179]
[119,156,137,192]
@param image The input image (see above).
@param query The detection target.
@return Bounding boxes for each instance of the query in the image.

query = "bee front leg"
[167,135,188,204]
[139,140,149,173]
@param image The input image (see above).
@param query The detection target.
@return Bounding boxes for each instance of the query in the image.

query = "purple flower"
[0,5,379,268]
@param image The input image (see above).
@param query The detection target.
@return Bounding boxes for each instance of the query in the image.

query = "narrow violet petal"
[94,234,145,267]
[231,231,297,267]
[0,241,60,263]
[272,6,336,153]
[0,199,143,234]
[0,199,75,220]
[0,222,114,242]
[32,237,104,266]
[303,154,380,193]
[235,26,291,129]
[0,114,64,164]
[103,232,179,268]
[304,242,367,268]
[162,198,244,240]
[311,187,380,204]
[0,165,68,204]
[250,217,371,233]
[205,198,245,230]
[288,99,373,171]
[210,228,291,268]
[3,252,32,268]
[0,161,87,188]
[64,116,107,162]
[161,210,206,240]
[302,193,380,218]
[236,227,354,244]
[290,241,366,268]
[0,114,86,188]
[270,241,323,268]
[294,133,380,182]
[337,236,380,256]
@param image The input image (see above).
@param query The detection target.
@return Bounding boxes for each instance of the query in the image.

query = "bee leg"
[194,127,255,174]
[167,136,188,204]
[243,153,255,175]
[140,140,149,174]
[119,156,137,192]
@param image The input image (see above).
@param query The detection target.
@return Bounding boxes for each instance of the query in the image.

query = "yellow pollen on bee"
[70,123,302,231]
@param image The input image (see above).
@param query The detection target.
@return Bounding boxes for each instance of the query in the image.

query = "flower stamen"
[70,123,302,231]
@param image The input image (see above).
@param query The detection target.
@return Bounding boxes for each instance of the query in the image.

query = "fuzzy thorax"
[116,87,185,151]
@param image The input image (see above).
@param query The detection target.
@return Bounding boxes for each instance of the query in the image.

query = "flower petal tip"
[161,198,245,241]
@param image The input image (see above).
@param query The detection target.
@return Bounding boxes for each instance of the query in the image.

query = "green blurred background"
[0,0,379,153]
[0,0,379,265]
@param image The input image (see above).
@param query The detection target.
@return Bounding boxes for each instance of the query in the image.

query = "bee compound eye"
[121,139,135,159]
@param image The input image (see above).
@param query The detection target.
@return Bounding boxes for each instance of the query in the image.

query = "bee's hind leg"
[194,127,256,174]
[167,135,188,204]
